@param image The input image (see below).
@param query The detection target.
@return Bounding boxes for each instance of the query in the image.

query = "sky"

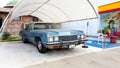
[0,0,120,7]
[0,0,12,7]
[90,0,120,6]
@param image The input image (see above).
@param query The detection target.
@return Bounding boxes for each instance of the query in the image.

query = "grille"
[59,35,77,41]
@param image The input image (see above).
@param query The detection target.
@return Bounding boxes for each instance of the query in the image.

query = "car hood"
[34,29,84,37]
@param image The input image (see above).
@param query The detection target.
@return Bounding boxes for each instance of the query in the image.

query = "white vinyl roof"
[9,0,98,23]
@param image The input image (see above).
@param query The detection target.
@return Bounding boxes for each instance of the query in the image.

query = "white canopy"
[9,0,98,23]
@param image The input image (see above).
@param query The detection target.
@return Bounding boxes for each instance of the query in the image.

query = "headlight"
[54,36,59,41]
[81,35,84,39]
[49,37,53,42]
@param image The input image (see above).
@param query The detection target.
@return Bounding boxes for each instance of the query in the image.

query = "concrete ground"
[0,41,101,68]
[26,47,120,68]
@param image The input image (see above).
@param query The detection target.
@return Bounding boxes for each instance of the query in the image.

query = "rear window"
[34,23,58,29]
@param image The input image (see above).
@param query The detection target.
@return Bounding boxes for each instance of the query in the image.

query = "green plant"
[0,36,22,42]
[2,32,11,40]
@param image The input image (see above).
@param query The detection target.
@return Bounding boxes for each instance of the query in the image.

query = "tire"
[22,37,28,43]
[36,38,47,53]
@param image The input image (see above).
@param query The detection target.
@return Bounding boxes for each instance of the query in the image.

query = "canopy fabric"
[0,8,11,12]
[9,0,98,23]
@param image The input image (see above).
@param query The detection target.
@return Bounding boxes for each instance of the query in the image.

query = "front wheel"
[22,37,28,43]
[36,39,47,53]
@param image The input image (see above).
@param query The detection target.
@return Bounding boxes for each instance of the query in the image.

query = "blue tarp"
[86,40,120,48]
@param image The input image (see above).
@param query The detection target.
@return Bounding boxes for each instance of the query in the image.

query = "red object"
[110,36,117,43]
[118,32,120,37]
[106,31,110,37]
[114,31,118,36]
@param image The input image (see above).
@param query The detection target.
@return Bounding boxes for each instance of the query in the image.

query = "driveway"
[0,41,101,68]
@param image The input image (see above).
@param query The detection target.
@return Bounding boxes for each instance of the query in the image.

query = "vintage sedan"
[19,23,86,53]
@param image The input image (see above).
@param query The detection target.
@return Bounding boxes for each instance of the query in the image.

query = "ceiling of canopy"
[9,0,98,23]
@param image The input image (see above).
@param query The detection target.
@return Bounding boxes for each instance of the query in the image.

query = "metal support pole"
[103,35,106,49]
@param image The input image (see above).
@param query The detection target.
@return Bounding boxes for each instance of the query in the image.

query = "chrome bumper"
[45,40,86,49]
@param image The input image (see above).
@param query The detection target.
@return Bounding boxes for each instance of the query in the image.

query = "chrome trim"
[46,40,79,45]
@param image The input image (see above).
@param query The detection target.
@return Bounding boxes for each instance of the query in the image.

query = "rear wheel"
[36,38,47,53]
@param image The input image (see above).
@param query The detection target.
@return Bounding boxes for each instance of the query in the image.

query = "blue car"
[19,23,85,53]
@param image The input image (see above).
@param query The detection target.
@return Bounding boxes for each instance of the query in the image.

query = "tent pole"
[0,12,11,34]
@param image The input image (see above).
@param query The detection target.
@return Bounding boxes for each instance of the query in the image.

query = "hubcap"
[38,41,42,50]
[22,37,25,41]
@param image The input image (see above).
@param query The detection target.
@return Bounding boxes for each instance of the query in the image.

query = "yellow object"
[99,1,120,14]
[107,29,111,33]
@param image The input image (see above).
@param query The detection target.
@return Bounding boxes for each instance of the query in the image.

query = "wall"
[0,12,8,19]
[61,19,99,36]
[2,15,42,36]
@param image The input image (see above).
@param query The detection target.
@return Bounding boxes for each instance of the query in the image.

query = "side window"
[25,24,32,30]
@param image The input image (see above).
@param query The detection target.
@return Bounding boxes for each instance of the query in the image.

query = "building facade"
[99,1,120,37]
[0,6,43,36]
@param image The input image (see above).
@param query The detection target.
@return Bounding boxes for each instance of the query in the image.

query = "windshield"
[34,23,58,29]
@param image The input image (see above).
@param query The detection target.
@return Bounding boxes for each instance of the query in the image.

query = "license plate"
[62,45,68,48]
[69,45,76,49]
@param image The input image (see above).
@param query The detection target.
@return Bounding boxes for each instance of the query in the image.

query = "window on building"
[33,17,39,22]
[14,16,21,21]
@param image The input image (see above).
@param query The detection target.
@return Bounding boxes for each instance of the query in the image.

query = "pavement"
[26,47,120,68]
[0,41,102,68]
